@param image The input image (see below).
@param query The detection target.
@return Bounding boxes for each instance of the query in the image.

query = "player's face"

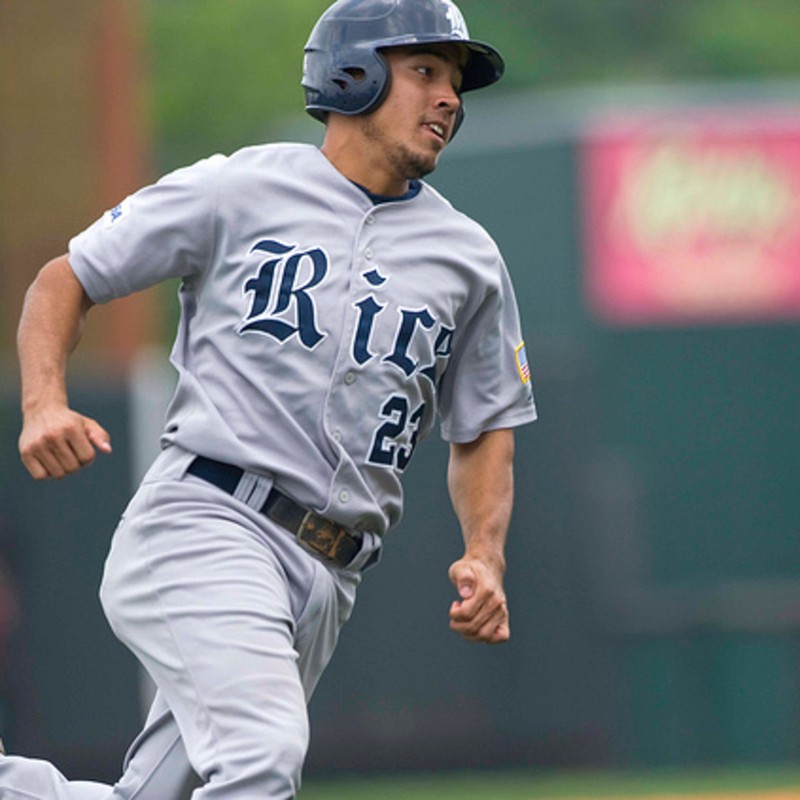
[360,44,466,186]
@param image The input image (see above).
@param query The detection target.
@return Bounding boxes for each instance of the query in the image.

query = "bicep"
[19,254,95,349]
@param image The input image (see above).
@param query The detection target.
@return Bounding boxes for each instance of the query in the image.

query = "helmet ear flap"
[304,46,391,120]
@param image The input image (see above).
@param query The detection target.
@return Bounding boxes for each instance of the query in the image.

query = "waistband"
[185,455,379,571]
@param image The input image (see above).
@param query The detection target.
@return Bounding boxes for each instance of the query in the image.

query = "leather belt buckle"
[186,455,369,569]
[297,511,357,566]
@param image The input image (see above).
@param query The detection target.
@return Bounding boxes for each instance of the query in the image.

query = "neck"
[320,127,410,198]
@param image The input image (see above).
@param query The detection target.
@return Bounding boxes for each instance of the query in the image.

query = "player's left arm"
[447,427,514,644]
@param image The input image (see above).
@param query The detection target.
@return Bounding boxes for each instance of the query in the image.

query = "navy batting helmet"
[302,0,504,130]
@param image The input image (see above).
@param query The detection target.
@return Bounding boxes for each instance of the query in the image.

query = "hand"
[19,404,112,480]
[448,557,510,644]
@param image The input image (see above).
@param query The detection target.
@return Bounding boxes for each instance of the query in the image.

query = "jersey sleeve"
[68,155,226,303]
[438,257,537,443]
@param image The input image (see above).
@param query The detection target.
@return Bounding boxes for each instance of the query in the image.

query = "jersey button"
[364,247,374,261]
[344,371,356,385]
[339,489,350,503]
[332,429,342,442]
[366,215,376,225]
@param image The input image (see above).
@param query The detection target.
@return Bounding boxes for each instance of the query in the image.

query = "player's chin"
[401,144,441,179]
[404,158,437,180]
[426,141,447,168]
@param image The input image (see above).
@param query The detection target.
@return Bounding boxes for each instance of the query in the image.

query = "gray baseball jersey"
[69,142,536,535]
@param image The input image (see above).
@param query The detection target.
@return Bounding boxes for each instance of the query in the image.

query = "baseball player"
[2,0,536,798]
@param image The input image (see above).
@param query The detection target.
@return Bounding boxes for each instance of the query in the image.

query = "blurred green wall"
[421,106,800,768]
[2,92,800,779]
[0,382,142,782]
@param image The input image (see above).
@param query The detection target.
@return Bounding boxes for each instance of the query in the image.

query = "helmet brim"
[460,40,505,92]
[369,35,504,92]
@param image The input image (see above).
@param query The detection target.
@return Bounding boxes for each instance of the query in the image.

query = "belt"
[186,455,363,569]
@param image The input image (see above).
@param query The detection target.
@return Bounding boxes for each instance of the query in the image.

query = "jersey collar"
[350,179,422,205]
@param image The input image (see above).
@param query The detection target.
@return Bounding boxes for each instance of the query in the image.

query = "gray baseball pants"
[0,445,378,799]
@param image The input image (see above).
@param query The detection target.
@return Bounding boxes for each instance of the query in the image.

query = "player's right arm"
[17,253,112,480]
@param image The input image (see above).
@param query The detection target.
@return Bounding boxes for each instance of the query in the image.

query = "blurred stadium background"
[3,1,800,797]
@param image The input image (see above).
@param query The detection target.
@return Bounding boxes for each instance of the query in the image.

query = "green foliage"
[145,0,330,167]
[145,0,800,170]
[676,0,800,78]
[458,0,800,86]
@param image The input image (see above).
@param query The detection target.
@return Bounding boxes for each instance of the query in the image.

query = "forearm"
[18,254,92,414]
[16,254,109,480]
[446,428,515,644]
[447,428,514,572]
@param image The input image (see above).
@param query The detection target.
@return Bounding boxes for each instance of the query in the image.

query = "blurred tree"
[146,0,800,170]
[146,0,329,168]
[458,0,800,86]
[676,0,800,78]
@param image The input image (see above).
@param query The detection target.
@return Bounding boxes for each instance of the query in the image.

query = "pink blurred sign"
[581,111,800,324]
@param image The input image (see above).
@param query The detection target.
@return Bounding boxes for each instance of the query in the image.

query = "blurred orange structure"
[0,0,157,373]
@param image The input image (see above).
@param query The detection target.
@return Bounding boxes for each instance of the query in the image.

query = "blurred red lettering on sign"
[581,111,800,324]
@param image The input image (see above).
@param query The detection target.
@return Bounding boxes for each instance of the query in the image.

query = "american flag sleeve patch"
[515,342,531,385]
